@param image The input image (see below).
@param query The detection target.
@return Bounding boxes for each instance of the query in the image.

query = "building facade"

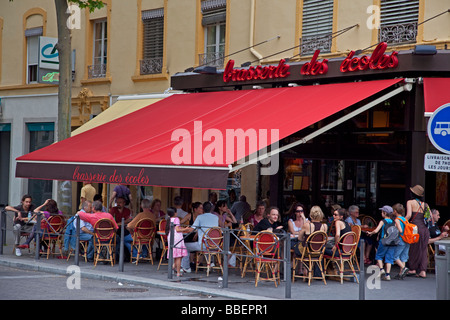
[1,0,449,218]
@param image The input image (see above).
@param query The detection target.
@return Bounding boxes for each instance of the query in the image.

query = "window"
[89,20,107,78]
[200,0,226,68]
[141,8,164,75]
[301,0,334,56]
[379,0,419,45]
[0,124,11,206]
[27,123,54,205]
[25,27,42,84]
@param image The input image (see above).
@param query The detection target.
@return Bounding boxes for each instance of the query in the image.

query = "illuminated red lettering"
[340,42,398,73]
[300,50,329,76]
[223,59,290,83]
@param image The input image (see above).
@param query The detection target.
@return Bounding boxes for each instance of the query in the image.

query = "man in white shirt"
[174,196,188,219]
[180,202,219,273]
[73,201,95,261]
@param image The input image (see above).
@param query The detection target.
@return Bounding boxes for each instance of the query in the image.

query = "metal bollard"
[75,215,80,266]
[0,209,5,255]
[167,222,174,279]
[359,238,365,300]
[119,217,125,272]
[284,232,291,299]
[222,227,229,288]
[34,212,42,260]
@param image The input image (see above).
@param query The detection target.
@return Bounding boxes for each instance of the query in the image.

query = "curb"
[0,256,274,300]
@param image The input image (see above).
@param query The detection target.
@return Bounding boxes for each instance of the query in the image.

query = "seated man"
[6,194,36,256]
[126,199,157,258]
[254,207,284,233]
[110,196,133,259]
[78,201,118,230]
[73,201,95,262]
[180,202,219,273]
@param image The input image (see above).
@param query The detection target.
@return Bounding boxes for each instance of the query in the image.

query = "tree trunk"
[54,0,72,214]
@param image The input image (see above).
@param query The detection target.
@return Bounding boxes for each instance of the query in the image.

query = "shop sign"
[223,59,290,83]
[424,153,450,172]
[300,50,328,76]
[222,42,398,83]
[340,42,398,73]
[427,103,450,155]
[39,37,59,70]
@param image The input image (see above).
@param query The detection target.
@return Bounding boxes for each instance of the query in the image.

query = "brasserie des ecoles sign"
[223,42,398,83]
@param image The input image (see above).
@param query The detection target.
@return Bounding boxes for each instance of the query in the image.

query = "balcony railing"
[198,52,225,69]
[378,22,417,45]
[140,57,163,75]
[87,64,106,79]
[300,34,332,56]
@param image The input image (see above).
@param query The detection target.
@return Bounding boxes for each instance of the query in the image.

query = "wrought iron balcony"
[300,34,332,56]
[198,52,225,69]
[140,57,163,75]
[379,22,417,45]
[87,64,106,79]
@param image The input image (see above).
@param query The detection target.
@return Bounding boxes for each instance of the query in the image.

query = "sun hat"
[379,205,393,214]
[410,185,424,197]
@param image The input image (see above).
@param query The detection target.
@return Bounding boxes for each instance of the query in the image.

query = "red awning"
[16,78,404,189]
[424,78,450,115]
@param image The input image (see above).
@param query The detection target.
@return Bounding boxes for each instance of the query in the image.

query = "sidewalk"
[0,241,438,300]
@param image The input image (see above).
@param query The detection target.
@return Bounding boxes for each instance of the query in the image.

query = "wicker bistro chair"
[66,239,90,262]
[196,227,224,277]
[292,231,328,286]
[351,224,362,272]
[40,215,66,259]
[130,218,156,265]
[157,219,168,270]
[93,218,117,267]
[361,216,377,229]
[324,231,359,284]
[254,231,280,287]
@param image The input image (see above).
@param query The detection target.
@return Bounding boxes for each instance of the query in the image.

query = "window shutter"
[379,0,419,44]
[201,0,226,26]
[142,9,164,59]
[301,0,334,55]
[380,0,419,26]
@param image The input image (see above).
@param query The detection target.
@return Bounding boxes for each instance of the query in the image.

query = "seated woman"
[294,206,328,257]
[324,208,352,257]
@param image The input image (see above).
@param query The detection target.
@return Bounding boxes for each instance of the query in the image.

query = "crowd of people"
[5,184,449,282]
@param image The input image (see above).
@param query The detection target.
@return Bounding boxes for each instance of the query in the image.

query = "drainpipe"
[250,0,264,63]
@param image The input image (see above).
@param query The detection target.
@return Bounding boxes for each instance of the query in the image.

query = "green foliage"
[70,0,105,13]
[9,0,105,13]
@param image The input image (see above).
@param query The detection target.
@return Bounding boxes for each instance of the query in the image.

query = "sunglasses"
[295,209,304,213]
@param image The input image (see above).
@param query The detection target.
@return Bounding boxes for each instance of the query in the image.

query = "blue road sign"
[428,103,450,155]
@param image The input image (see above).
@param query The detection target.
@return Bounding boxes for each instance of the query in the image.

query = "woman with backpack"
[367,205,398,281]
[405,185,430,278]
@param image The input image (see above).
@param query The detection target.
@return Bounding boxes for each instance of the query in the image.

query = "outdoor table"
[361,227,376,233]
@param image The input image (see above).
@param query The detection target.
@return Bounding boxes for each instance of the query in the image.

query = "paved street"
[0,265,229,300]
[0,220,443,302]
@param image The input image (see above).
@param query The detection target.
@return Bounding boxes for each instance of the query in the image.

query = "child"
[165,207,188,277]
[367,205,397,281]
[392,203,410,279]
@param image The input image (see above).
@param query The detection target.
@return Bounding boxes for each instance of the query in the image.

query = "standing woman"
[406,185,430,278]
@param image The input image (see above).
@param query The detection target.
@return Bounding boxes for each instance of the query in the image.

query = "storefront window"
[355,161,377,214]
[320,160,344,191]
[282,158,312,211]
[27,123,54,205]
[283,158,312,192]
[0,124,11,206]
